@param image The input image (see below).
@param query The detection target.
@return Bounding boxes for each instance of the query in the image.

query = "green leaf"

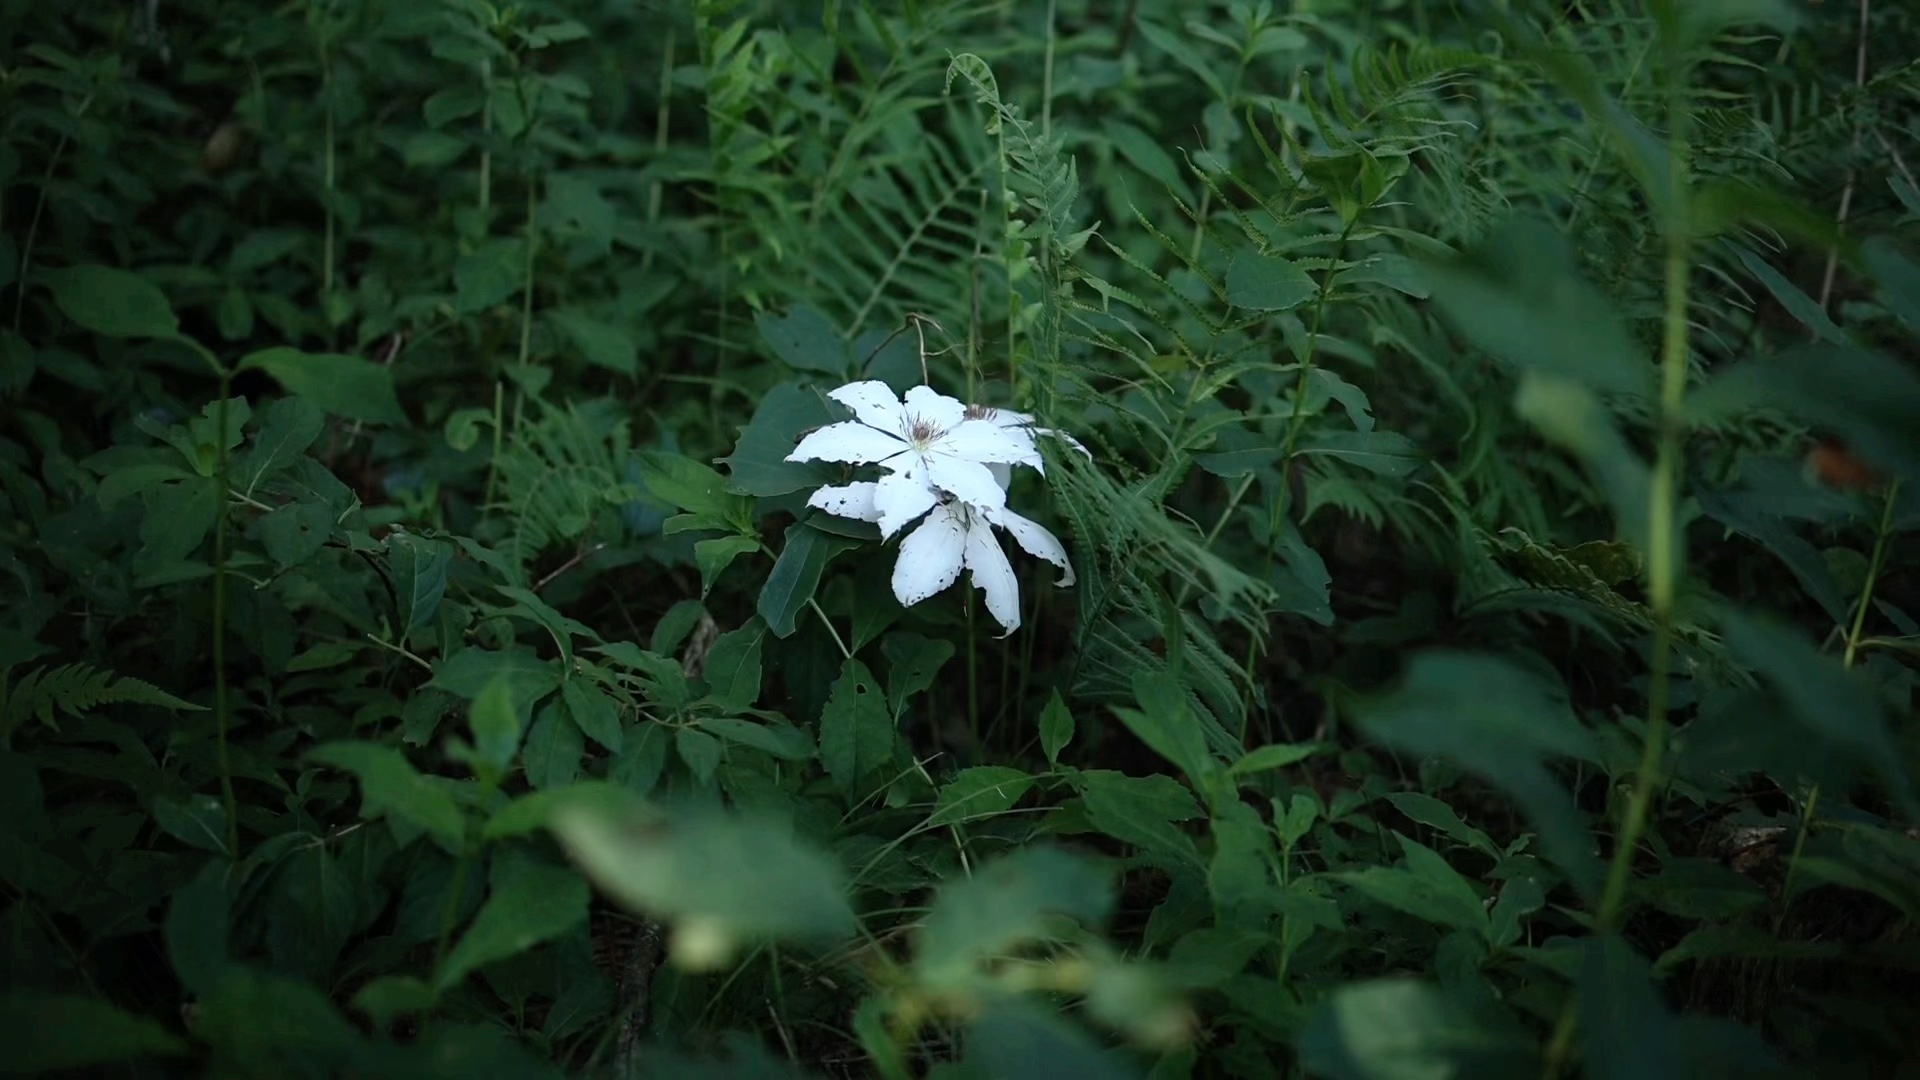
[257,500,332,567]
[469,674,526,776]
[1635,858,1768,919]
[1079,770,1204,868]
[152,794,231,856]
[349,976,437,1029]
[523,698,584,790]
[237,347,407,424]
[551,804,857,950]
[453,237,525,313]
[549,309,638,375]
[1229,742,1319,778]
[1336,833,1489,937]
[701,620,764,714]
[697,717,813,760]
[756,304,850,374]
[561,679,623,752]
[675,727,722,783]
[718,382,839,497]
[1383,791,1500,858]
[1295,431,1422,478]
[635,451,736,516]
[1731,245,1846,345]
[387,532,454,633]
[308,741,466,852]
[0,992,189,1071]
[1692,344,1920,486]
[433,855,590,992]
[482,780,636,840]
[819,657,892,793]
[1299,979,1536,1080]
[1350,651,1603,898]
[43,265,180,339]
[1862,236,1920,332]
[694,535,760,598]
[916,846,1113,985]
[237,396,324,493]
[1039,690,1074,766]
[1225,250,1316,311]
[1718,609,1914,809]
[1423,217,1648,396]
[165,860,232,996]
[1110,670,1216,783]
[759,522,861,637]
[927,766,1035,828]
[965,1000,1143,1080]
[881,631,954,717]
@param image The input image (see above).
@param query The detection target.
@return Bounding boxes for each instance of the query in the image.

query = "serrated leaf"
[819,657,892,793]
[1225,250,1316,311]
[675,727,722,783]
[561,679,623,752]
[523,698,583,790]
[700,620,764,714]
[927,766,1035,828]
[433,856,589,992]
[1295,430,1422,477]
[237,396,324,493]
[880,631,954,716]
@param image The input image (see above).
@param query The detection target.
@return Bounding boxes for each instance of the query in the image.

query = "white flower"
[786,382,1042,539]
[806,479,1074,636]
[965,403,1093,489]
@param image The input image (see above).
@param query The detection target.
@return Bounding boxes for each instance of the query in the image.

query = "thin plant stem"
[1815,0,1872,318]
[12,95,92,332]
[808,599,852,661]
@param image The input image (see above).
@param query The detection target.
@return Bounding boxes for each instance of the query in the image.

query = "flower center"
[906,416,945,449]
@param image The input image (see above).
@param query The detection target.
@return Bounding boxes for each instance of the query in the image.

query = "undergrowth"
[3,1,1918,1077]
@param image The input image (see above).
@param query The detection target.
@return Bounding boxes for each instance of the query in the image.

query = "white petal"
[988,462,1012,490]
[893,505,967,607]
[924,454,1009,512]
[962,513,1021,635]
[942,419,1045,471]
[982,504,1075,586]
[807,481,880,522]
[788,421,907,464]
[903,384,967,433]
[873,469,938,539]
[826,380,908,436]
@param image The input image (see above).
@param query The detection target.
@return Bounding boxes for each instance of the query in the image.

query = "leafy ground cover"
[3,1,1919,1077]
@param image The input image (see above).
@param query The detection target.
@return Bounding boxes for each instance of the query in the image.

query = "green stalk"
[213,381,240,858]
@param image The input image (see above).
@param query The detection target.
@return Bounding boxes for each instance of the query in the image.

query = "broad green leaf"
[1298,979,1536,1080]
[1349,651,1602,898]
[453,237,524,313]
[561,679,623,752]
[916,846,1112,984]
[494,584,595,671]
[165,860,232,996]
[1229,742,1319,778]
[1718,609,1914,809]
[701,620,764,714]
[237,347,407,424]
[1294,431,1422,478]
[758,523,860,637]
[1514,374,1652,554]
[469,673,526,775]
[237,396,324,493]
[1489,875,1547,950]
[881,631,954,717]
[926,766,1035,828]
[549,309,638,375]
[0,992,189,1071]
[551,804,857,950]
[675,727,722,783]
[43,264,180,339]
[1112,670,1216,783]
[1422,218,1648,396]
[387,532,454,633]
[483,780,636,840]
[152,794,231,856]
[1226,250,1316,311]
[697,717,813,760]
[257,500,332,567]
[694,535,760,598]
[1383,791,1500,858]
[307,741,465,852]
[1079,770,1205,868]
[635,451,736,516]
[756,304,850,375]
[434,855,590,991]
[820,657,893,793]
[718,382,839,497]
[523,698,584,790]
[1211,804,1277,926]
[1039,690,1074,766]
[1691,344,1920,485]
[1336,833,1488,937]
[1102,118,1186,193]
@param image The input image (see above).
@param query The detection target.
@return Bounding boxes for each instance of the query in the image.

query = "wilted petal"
[893,505,967,607]
[873,469,938,539]
[826,380,908,435]
[924,454,1009,512]
[962,513,1021,635]
[983,504,1075,586]
[943,419,1045,470]
[903,384,967,433]
[788,421,906,464]
[808,481,881,522]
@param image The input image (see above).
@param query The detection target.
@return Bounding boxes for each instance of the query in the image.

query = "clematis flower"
[806,479,1074,636]
[787,382,1042,539]
[965,403,1093,488]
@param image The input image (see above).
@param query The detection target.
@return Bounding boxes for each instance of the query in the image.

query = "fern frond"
[1,662,203,736]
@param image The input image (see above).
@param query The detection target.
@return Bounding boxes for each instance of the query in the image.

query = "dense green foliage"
[4,1,1919,1076]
